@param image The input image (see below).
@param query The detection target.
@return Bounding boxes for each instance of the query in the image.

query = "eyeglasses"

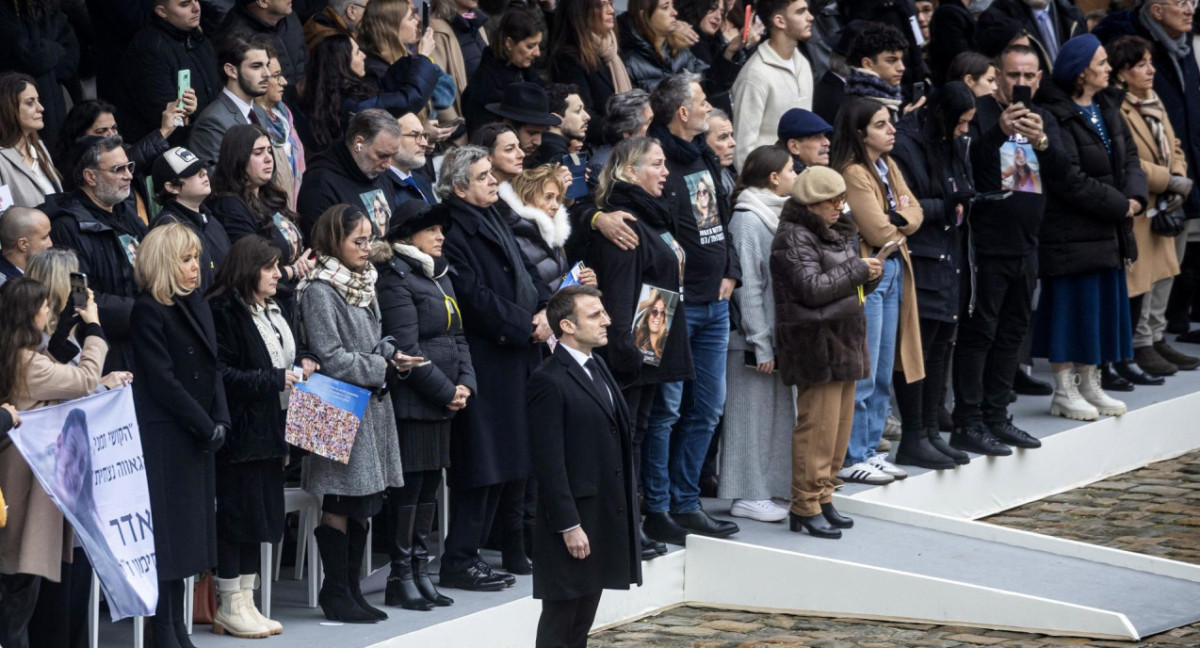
[268,73,285,82]
[1169,0,1198,10]
[830,195,847,210]
[401,130,429,142]
[100,161,136,175]
[348,1,368,10]
[352,237,371,250]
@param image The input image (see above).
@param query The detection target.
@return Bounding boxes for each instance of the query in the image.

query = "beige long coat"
[1120,94,1187,297]
[843,160,926,383]
[0,337,106,581]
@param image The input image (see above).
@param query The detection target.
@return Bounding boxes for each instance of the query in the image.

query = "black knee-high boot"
[345,520,388,620]
[412,503,453,606]
[314,525,378,624]
[385,500,433,610]
[149,579,180,648]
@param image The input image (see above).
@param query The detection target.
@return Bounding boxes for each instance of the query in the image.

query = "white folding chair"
[270,487,322,608]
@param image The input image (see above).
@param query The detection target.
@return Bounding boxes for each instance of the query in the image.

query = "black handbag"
[1151,209,1186,237]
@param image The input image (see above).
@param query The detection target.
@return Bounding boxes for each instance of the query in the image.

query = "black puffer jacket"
[1036,84,1148,278]
[617,13,708,93]
[296,142,395,240]
[498,182,571,291]
[376,248,477,422]
[119,15,221,143]
[891,110,973,322]
[770,201,876,387]
[586,182,693,388]
[219,4,307,85]
[44,190,147,371]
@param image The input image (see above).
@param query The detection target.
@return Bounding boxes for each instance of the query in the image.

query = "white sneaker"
[883,415,902,440]
[730,498,788,522]
[867,453,908,480]
[837,461,895,485]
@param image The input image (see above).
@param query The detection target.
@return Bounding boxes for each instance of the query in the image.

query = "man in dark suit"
[977,0,1087,68]
[386,112,436,206]
[188,34,273,165]
[528,285,641,648]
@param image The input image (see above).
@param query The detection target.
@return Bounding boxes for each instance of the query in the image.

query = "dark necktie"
[584,358,613,411]
[248,108,260,126]
[404,175,428,204]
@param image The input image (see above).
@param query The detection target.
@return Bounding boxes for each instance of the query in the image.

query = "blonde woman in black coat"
[130,223,230,648]
[376,201,475,610]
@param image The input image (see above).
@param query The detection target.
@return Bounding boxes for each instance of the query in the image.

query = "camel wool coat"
[1120,93,1186,297]
[843,159,926,383]
[0,336,107,581]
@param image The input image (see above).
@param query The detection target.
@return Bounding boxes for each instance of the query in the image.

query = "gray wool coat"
[297,280,404,499]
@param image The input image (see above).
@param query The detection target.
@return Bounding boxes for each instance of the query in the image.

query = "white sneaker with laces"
[837,461,895,485]
[730,498,788,522]
[867,453,908,480]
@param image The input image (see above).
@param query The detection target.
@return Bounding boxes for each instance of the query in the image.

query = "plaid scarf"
[299,256,378,309]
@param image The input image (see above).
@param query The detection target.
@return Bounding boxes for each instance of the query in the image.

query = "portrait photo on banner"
[633,284,680,367]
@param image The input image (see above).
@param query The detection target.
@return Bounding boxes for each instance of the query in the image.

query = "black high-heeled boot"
[314,525,378,624]
[820,502,854,529]
[788,512,841,539]
[346,520,389,620]
[412,503,454,606]
[385,502,434,610]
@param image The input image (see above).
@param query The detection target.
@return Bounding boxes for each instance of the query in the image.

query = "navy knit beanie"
[1052,34,1102,86]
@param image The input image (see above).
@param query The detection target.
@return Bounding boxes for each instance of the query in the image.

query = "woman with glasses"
[0,72,64,209]
[298,204,423,623]
[586,136,692,553]
[255,56,306,210]
[210,125,313,316]
[830,96,925,486]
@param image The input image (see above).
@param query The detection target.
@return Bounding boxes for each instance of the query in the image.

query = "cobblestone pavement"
[589,451,1200,648]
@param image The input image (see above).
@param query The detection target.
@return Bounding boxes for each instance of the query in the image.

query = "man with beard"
[531,84,591,167]
[486,82,562,161]
[188,34,273,165]
[297,108,403,238]
[386,112,436,206]
[46,136,147,372]
[776,108,832,173]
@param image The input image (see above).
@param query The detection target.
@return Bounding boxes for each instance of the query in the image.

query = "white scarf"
[734,187,789,234]
[392,242,443,279]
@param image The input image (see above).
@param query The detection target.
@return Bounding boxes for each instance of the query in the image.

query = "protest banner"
[9,387,157,620]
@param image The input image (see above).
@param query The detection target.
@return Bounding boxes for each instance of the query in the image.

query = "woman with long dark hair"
[586,136,693,551]
[889,81,992,469]
[209,125,313,313]
[946,51,998,100]
[375,200,473,610]
[1032,35,1148,420]
[675,0,760,113]
[549,0,633,145]
[297,34,439,152]
[0,278,111,648]
[830,96,924,486]
[460,5,544,136]
[0,72,63,209]
[358,0,438,87]
[618,0,708,93]
[207,235,319,637]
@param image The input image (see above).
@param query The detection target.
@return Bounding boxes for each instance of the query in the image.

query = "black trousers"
[893,318,958,431]
[441,482,503,573]
[621,383,657,494]
[0,573,40,648]
[953,254,1037,427]
[216,537,261,579]
[535,591,603,648]
[28,547,90,648]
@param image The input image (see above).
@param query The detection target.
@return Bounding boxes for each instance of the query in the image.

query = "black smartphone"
[1012,85,1032,107]
[69,272,88,310]
[912,81,926,104]
[421,1,429,32]
[744,351,757,369]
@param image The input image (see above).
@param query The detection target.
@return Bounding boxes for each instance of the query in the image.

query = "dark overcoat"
[131,290,230,581]
[528,346,641,601]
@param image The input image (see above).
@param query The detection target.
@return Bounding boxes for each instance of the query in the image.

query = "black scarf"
[603,181,673,231]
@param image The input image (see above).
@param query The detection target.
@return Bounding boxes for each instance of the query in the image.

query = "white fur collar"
[498,181,572,249]
[391,242,443,279]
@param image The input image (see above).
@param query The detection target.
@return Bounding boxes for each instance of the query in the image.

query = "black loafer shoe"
[639,526,667,559]
[438,564,506,592]
[820,502,853,529]
[671,510,739,538]
[473,558,515,587]
[986,417,1042,449]
[1101,363,1135,392]
[788,513,841,539]
[643,512,689,546]
[950,422,1013,456]
[1013,370,1054,396]
[1115,359,1166,385]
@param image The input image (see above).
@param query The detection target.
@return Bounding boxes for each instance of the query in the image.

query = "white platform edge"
[834,496,1200,584]
[367,550,686,648]
[849,390,1200,519]
[682,536,1140,640]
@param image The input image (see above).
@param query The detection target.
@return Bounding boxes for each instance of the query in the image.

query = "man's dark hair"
[755,0,794,36]
[547,83,580,117]
[847,22,909,68]
[999,43,1041,71]
[650,72,701,127]
[548,285,604,338]
[216,34,275,83]
[70,135,124,188]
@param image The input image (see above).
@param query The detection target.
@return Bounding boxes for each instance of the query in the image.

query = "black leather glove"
[887,210,910,228]
[47,302,81,363]
[205,424,228,452]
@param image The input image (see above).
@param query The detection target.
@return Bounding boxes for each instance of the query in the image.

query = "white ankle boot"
[1077,364,1127,416]
[213,577,269,638]
[1050,368,1100,421]
[240,574,283,635]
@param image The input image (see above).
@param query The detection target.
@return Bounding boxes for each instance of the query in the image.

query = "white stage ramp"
[101,354,1200,647]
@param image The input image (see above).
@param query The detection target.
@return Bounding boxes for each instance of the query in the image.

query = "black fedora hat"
[485,82,562,127]
[385,200,453,241]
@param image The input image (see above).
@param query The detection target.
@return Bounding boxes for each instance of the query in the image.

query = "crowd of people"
[2,0,1200,646]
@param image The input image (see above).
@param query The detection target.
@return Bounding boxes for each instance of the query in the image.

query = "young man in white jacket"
[730,0,816,170]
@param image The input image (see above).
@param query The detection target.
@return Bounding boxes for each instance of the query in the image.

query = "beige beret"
[791,166,846,205]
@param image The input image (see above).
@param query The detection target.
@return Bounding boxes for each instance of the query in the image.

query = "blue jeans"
[845,257,902,467]
[645,300,729,514]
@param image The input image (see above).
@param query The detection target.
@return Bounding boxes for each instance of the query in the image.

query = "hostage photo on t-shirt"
[1000,139,1042,194]
[685,170,720,231]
